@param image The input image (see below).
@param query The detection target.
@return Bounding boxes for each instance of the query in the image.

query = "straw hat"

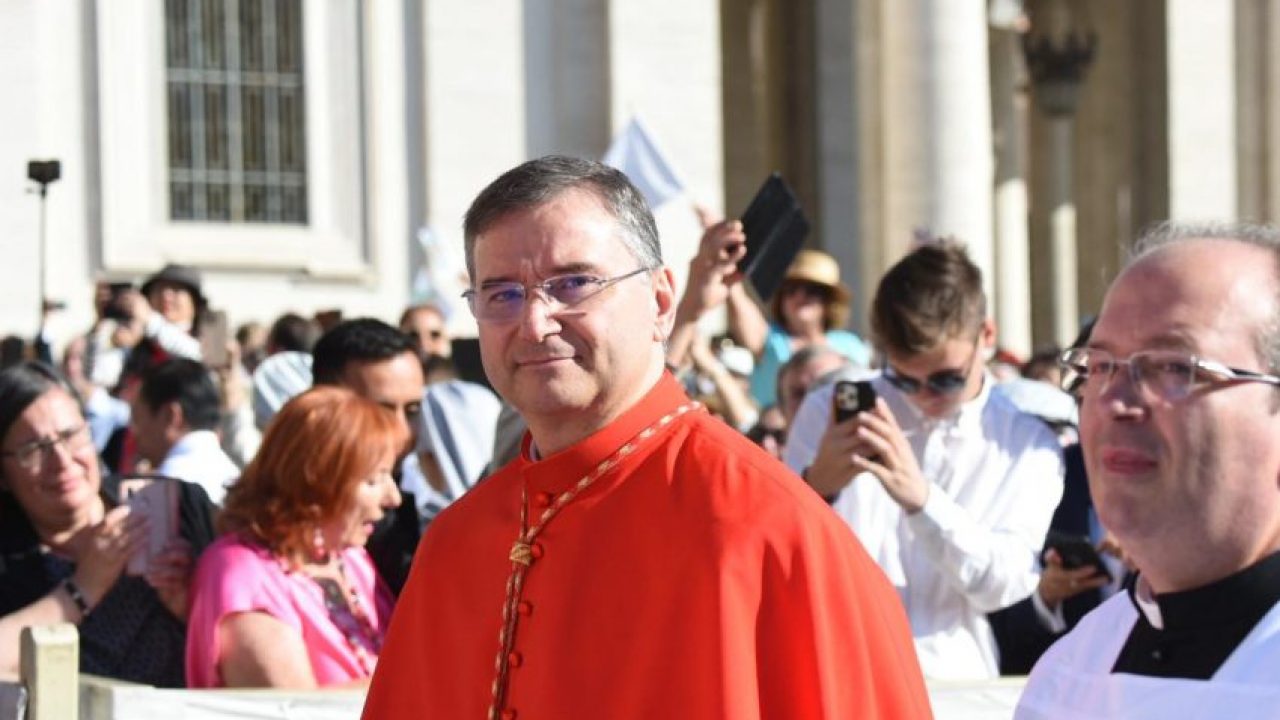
[783,250,851,304]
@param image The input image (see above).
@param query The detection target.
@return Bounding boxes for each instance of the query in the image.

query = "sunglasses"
[782,281,832,301]
[882,340,980,396]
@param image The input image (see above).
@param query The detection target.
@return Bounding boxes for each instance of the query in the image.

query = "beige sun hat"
[783,250,851,304]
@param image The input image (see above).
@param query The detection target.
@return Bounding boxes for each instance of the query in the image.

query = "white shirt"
[785,372,1064,679]
[157,429,240,505]
[1016,589,1280,719]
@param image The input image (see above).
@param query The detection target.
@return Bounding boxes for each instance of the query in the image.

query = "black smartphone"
[833,380,876,423]
[737,173,810,302]
[1044,531,1113,581]
[103,282,135,321]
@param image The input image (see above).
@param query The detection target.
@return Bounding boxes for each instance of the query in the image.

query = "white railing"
[10,624,1026,720]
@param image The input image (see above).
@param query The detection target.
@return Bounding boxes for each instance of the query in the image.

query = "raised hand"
[1037,548,1111,608]
[70,505,149,609]
[146,537,194,620]
[847,398,930,513]
[804,412,865,499]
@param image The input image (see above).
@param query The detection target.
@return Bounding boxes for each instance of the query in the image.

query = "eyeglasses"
[0,424,91,471]
[883,340,981,396]
[1059,347,1280,402]
[462,267,653,323]
[782,281,831,301]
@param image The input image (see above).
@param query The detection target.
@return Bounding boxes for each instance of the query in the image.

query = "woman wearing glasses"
[185,386,405,688]
[0,361,215,686]
[739,250,872,407]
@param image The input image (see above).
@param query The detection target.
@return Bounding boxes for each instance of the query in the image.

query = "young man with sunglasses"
[785,239,1065,680]
[363,156,930,719]
[1017,224,1280,718]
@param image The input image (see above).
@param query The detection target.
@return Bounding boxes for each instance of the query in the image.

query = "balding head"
[1080,225,1280,592]
[1129,221,1280,375]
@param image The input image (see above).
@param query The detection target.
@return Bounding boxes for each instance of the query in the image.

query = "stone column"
[990,28,1032,357]
[813,0,867,331]
[1023,0,1096,347]
[1046,116,1078,346]
[1166,0,1236,220]
[606,0,724,283]
[523,0,609,159]
[881,0,996,303]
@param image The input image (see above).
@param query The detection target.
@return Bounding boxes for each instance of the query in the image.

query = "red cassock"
[362,374,931,719]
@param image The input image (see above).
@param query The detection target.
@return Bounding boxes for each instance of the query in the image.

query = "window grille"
[165,0,307,224]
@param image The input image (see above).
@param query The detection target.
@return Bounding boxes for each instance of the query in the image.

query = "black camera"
[103,282,134,322]
[27,160,61,185]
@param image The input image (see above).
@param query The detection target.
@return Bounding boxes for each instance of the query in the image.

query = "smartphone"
[102,282,135,322]
[1044,531,1113,582]
[833,380,877,423]
[199,309,230,369]
[119,477,180,576]
[737,173,811,302]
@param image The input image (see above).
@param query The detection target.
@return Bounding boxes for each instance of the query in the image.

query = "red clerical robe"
[362,373,931,719]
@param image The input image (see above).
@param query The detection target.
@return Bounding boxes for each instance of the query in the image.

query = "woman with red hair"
[185,386,407,688]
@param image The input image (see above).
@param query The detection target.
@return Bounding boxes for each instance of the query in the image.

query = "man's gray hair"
[1130,220,1280,373]
[462,155,662,279]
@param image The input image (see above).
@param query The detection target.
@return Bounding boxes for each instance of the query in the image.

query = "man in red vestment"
[362,156,931,719]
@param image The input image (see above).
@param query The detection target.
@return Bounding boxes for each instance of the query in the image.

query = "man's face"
[1080,240,1280,589]
[883,321,991,419]
[471,189,676,443]
[401,308,451,360]
[129,397,171,466]
[319,449,401,550]
[779,352,847,424]
[338,351,425,451]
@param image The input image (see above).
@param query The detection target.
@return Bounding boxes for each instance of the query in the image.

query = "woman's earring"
[312,527,329,563]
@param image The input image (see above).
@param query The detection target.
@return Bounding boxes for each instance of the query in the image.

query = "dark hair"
[268,313,320,354]
[1,337,28,370]
[311,318,416,386]
[0,362,75,446]
[398,303,444,329]
[462,155,662,280]
[1021,346,1063,382]
[138,358,222,431]
[871,239,987,356]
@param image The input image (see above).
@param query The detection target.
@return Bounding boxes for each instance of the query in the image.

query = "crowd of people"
[2,155,1279,719]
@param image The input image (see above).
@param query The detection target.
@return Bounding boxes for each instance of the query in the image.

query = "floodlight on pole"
[26,159,61,331]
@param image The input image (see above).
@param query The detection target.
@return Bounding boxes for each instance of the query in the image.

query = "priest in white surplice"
[1017,222,1280,719]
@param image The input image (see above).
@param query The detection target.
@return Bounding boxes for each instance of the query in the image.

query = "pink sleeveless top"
[185,534,393,687]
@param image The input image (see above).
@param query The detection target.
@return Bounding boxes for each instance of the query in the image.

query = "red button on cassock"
[530,543,544,559]
[501,710,517,720]
[517,601,533,616]
[533,492,554,507]
[508,652,522,667]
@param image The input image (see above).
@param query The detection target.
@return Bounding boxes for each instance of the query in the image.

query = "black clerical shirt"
[1113,550,1280,679]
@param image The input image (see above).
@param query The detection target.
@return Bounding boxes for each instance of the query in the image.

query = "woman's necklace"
[309,555,382,676]
[488,401,701,719]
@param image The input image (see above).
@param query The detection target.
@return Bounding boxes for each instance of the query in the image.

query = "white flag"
[410,226,470,322]
[602,116,686,210]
